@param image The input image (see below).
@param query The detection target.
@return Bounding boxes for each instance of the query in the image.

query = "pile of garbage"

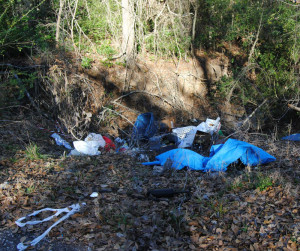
[51,112,277,172]
[15,113,280,250]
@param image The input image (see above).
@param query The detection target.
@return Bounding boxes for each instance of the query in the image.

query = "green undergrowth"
[25,143,48,160]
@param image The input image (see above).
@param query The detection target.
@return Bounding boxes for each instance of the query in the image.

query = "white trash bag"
[197,117,221,134]
[71,133,105,156]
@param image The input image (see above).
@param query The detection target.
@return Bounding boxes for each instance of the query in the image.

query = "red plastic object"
[103,136,116,151]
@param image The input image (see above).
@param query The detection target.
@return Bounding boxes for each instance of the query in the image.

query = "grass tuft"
[25,143,47,160]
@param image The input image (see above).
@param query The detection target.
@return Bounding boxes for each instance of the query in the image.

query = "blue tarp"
[132,113,157,140]
[282,134,300,141]
[142,139,276,172]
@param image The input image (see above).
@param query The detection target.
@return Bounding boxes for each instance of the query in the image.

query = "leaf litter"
[0,114,299,250]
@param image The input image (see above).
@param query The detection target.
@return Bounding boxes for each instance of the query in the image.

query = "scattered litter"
[282,133,300,141]
[143,139,276,172]
[71,133,105,156]
[148,134,179,152]
[15,203,86,250]
[132,112,157,140]
[103,136,116,151]
[197,117,221,135]
[51,133,73,150]
[90,192,98,198]
[148,136,163,151]
[172,126,195,141]
[115,137,125,145]
[116,142,129,153]
[159,117,176,132]
[192,131,211,153]
[172,117,221,148]
[68,149,84,156]
[137,154,149,162]
[143,148,207,171]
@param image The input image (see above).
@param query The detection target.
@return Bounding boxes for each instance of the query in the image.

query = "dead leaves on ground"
[0,141,299,250]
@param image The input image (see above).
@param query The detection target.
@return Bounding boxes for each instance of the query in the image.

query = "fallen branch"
[288,103,300,112]
[102,106,135,127]
[240,98,268,128]
[112,101,139,114]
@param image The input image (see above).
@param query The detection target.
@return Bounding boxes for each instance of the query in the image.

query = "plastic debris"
[192,131,211,153]
[197,117,221,135]
[116,142,129,153]
[15,203,86,251]
[159,117,176,132]
[71,133,105,156]
[282,133,300,141]
[143,148,207,170]
[172,117,221,148]
[51,133,73,150]
[132,112,157,140]
[115,137,125,145]
[68,149,84,156]
[137,154,149,162]
[148,136,163,151]
[103,136,116,151]
[148,134,179,152]
[205,139,276,171]
[90,192,98,198]
[143,139,276,172]
[172,126,195,140]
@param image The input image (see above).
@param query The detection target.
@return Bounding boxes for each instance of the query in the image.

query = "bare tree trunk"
[56,0,65,48]
[122,0,135,63]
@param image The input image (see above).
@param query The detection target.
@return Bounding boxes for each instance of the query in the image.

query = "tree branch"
[288,103,300,112]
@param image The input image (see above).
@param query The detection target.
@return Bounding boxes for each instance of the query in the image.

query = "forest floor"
[0,109,299,251]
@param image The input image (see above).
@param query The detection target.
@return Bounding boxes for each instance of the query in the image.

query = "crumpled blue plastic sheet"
[282,134,300,141]
[142,139,276,172]
[132,113,157,140]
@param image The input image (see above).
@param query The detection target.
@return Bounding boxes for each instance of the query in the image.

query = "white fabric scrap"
[15,203,86,250]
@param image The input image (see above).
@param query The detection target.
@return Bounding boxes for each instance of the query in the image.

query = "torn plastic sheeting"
[282,134,300,141]
[51,133,73,150]
[15,203,86,251]
[142,139,276,172]
[142,148,209,171]
[204,139,276,171]
[132,113,157,140]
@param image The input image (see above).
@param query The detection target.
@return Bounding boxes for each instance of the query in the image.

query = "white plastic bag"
[72,133,105,156]
[172,126,195,140]
[197,117,221,134]
[172,126,196,148]
[173,118,221,148]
